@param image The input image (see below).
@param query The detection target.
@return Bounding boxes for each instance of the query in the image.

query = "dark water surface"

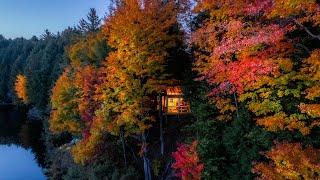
[0,108,46,180]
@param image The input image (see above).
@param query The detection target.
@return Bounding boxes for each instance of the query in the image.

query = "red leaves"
[244,0,273,15]
[207,56,278,95]
[75,66,97,124]
[212,24,285,58]
[172,141,204,180]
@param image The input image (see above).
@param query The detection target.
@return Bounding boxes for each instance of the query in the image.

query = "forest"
[0,0,320,179]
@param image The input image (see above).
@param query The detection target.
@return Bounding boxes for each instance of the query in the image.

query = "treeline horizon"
[0,8,106,108]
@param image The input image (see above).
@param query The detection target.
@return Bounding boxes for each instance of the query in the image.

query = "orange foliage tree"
[95,0,184,177]
[14,74,28,104]
[253,142,320,179]
[98,0,181,134]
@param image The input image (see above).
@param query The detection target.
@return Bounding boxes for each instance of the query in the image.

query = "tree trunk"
[142,133,152,180]
[159,94,164,155]
[233,92,239,120]
[120,127,127,168]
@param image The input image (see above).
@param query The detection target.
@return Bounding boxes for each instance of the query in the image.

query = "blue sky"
[0,0,109,39]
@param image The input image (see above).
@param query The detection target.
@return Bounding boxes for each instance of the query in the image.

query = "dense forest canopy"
[0,0,320,179]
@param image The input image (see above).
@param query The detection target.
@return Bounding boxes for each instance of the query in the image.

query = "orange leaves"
[14,74,28,104]
[276,58,294,73]
[267,0,320,24]
[304,86,320,100]
[95,0,183,135]
[299,103,320,118]
[256,113,287,132]
[301,49,320,81]
[104,0,179,79]
[253,142,320,179]
[256,113,311,135]
[172,141,204,180]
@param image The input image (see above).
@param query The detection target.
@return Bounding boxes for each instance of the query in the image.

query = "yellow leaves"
[72,131,103,165]
[253,142,320,180]
[68,30,108,67]
[14,74,28,104]
[50,110,83,134]
[267,0,318,22]
[248,100,282,116]
[239,92,257,102]
[214,98,236,115]
[49,68,83,135]
[216,114,232,121]
[277,90,285,98]
[259,91,272,99]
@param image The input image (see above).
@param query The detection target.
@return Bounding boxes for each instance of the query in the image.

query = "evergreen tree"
[78,8,101,34]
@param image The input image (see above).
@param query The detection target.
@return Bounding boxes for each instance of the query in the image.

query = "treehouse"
[158,86,191,116]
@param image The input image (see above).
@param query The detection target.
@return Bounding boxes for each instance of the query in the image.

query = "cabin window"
[167,97,190,113]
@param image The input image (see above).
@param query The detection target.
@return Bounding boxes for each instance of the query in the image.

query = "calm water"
[0,108,46,180]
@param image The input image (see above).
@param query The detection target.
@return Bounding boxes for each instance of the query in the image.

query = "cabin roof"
[166,86,182,95]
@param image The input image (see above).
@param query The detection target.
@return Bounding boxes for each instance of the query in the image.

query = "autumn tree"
[14,74,28,104]
[172,141,204,180]
[93,0,185,178]
[50,68,83,134]
[253,142,320,179]
[191,0,320,178]
[192,0,320,133]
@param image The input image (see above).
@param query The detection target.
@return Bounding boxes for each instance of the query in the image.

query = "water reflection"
[0,108,46,179]
[0,145,46,179]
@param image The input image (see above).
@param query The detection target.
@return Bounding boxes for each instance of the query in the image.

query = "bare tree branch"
[293,19,320,41]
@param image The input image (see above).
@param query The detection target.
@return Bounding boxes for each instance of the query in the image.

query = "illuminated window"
[168,97,179,113]
[163,86,191,114]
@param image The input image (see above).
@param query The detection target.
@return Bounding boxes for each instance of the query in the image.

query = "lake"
[0,108,46,179]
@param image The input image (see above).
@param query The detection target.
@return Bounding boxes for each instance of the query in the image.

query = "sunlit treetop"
[68,31,109,67]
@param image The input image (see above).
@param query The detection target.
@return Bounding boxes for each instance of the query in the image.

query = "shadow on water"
[0,107,46,168]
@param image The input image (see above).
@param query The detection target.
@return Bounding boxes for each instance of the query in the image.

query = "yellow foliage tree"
[14,74,28,104]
